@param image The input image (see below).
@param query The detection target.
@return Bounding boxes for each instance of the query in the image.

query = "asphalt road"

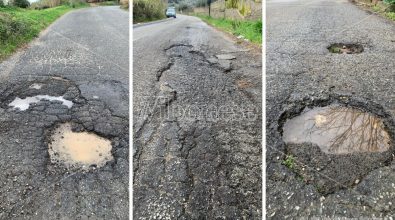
[133,15,262,219]
[0,6,129,219]
[267,0,395,218]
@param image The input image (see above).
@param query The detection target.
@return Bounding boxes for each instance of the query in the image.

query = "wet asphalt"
[133,15,262,219]
[0,6,129,219]
[267,0,395,218]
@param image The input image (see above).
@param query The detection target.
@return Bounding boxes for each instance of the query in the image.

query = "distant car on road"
[166,7,176,18]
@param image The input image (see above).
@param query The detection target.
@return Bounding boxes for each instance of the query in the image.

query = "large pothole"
[283,105,391,154]
[48,123,113,170]
[328,43,364,54]
[280,101,394,194]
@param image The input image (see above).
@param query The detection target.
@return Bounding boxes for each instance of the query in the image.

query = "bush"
[0,0,4,7]
[178,2,189,11]
[226,0,238,9]
[11,0,31,8]
[133,0,165,22]
[0,12,29,44]
[383,0,395,12]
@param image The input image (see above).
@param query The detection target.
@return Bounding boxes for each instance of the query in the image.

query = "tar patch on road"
[278,95,394,194]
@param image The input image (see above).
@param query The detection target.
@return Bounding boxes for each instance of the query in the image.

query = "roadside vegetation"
[0,0,88,61]
[282,155,296,170]
[133,0,166,23]
[97,0,118,6]
[195,14,262,44]
[355,0,395,21]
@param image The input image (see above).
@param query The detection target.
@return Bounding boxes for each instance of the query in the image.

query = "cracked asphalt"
[133,15,262,219]
[267,0,395,218]
[0,6,129,219]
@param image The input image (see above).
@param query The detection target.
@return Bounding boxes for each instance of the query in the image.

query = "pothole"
[48,123,113,170]
[8,95,73,111]
[283,105,391,154]
[328,43,364,54]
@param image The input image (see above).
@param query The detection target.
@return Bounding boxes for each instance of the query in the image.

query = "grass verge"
[194,14,262,44]
[0,4,88,61]
[356,1,395,21]
[96,1,119,6]
[386,11,395,20]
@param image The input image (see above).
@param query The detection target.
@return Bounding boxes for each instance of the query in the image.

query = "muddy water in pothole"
[283,106,391,154]
[48,123,113,169]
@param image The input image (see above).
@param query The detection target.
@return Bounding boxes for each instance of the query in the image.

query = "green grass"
[195,14,262,44]
[97,1,119,6]
[0,4,88,61]
[368,2,395,21]
[372,5,381,12]
[282,155,296,170]
[385,12,395,20]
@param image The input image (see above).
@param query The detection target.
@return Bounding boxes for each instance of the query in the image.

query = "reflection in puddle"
[48,123,113,169]
[283,106,391,154]
[8,95,73,111]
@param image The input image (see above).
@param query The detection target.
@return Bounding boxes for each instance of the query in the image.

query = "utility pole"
[208,0,211,17]
[224,0,226,19]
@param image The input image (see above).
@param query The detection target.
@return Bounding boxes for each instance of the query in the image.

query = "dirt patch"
[236,79,253,89]
[328,43,364,54]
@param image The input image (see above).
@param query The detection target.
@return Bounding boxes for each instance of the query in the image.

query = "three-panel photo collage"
[0,0,394,219]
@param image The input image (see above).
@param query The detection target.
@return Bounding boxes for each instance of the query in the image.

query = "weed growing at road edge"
[282,155,296,170]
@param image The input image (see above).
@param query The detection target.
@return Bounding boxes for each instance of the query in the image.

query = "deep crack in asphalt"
[134,15,262,219]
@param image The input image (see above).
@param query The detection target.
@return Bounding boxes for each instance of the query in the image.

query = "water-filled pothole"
[283,105,391,154]
[48,123,113,170]
[328,43,363,54]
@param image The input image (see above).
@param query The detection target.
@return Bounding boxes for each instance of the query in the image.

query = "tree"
[0,0,4,7]
[11,0,30,8]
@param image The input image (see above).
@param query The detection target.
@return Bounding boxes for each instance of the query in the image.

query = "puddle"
[282,105,391,154]
[29,83,44,90]
[48,123,113,169]
[328,43,363,54]
[8,95,73,111]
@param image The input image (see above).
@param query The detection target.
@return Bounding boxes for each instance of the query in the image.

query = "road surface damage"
[0,77,128,219]
[278,95,394,195]
[134,41,261,218]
